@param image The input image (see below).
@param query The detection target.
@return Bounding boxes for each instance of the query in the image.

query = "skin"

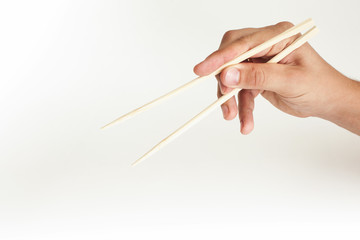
[193,21,360,135]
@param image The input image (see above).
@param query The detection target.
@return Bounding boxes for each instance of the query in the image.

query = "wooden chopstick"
[131,25,318,166]
[101,18,315,130]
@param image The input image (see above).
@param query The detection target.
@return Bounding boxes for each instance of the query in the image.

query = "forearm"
[322,77,360,135]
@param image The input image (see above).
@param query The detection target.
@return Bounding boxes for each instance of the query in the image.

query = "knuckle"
[239,35,251,45]
[250,65,266,88]
[222,30,236,43]
[230,36,251,52]
[276,21,294,30]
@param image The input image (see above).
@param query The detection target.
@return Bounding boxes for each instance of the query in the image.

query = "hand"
[194,21,360,135]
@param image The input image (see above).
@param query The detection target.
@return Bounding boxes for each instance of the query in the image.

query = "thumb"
[220,63,300,93]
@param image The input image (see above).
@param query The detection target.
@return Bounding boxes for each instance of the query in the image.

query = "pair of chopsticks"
[102,18,318,166]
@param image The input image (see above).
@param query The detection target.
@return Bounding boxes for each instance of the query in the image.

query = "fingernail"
[224,68,240,85]
[221,105,228,118]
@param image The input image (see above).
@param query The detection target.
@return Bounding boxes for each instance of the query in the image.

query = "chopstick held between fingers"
[101,18,315,129]
[132,25,318,166]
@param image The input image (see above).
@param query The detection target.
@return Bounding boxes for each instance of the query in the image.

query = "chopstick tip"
[131,153,150,167]
[100,121,116,130]
[131,159,141,167]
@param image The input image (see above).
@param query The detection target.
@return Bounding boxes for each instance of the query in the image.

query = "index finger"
[194,21,298,77]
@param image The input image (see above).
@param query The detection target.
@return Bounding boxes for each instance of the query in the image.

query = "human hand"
[194,21,360,135]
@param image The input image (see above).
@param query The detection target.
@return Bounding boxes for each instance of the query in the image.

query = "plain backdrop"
[1,0,360,239]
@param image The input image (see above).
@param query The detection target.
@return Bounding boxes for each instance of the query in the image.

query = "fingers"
[194,39,250,76]
[193,20,306,132]
[220,62,301,95]
[219,28,258,50]
[194,21,298,77]
[194,28,259,77]
[237,89,261,135]
[218,81,238,120]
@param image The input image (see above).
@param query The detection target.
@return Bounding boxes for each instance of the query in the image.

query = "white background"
[1,0,360,239]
